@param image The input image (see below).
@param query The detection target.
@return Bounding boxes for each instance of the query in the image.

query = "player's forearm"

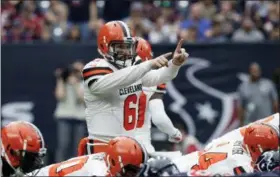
[142,60,180,87]
[89,61,153,94]
[150,99,177,136]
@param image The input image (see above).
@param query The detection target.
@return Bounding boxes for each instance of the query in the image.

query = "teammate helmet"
[97,21,136,68]
[136,156,180,177]
[135,37,153,62]
[255,150,280,172]
[105,136,148,176]
[1,121,47,173]
[243,123,279,162]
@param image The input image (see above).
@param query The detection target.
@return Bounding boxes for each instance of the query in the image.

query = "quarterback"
[79,20,188,155]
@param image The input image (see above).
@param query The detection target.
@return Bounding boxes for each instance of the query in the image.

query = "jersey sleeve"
[82,59,114,88]
[83,59,153,94]
[141,60,180,87]
[150,99,177,136]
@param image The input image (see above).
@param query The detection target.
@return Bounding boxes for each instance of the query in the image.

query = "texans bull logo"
[164,57,244,145]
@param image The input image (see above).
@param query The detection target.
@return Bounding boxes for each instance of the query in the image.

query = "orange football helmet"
[1,121,47,174]
[105,136,148,176]
[243,123,279,162]
[97,20,136,68]
[136,37,153,62]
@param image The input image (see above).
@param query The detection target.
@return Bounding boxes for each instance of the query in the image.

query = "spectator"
[206,19,228,42]
[44,1,70,42]
[88,18,104,41]
[180,26,199,42]
[218,0,242,38]
[200,0,217,19]
[148,17,166,44]
[1,0,279,43]
[149,2,179,45]
[123,2,153,38]
[237,63,278,126]
[5,1,43,42]
[269,26,280,41]
[64,0,98,41]
[66,25,81,42]
[54,61,86,162]
[180,3,211,41]
[263,1,280,35]
[232,17,265,42]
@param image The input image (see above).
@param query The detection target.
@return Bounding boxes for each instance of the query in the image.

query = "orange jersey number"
[49,156,89,176]
[123,92,147,131]
[191,152,228,170]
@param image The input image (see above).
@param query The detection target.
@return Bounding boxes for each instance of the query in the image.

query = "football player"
[1,121,47,176]
[137,151,280,177]
[79,21,188,155]
[205,112,279,150]
[27,136,148,176]
[77,37,183,156]
[134,37,183,153]
[172,123,279,176]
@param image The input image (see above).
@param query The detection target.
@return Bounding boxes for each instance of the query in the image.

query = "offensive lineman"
[80,20,188,155]
[172,123,279,176]
[27,136,148,176]
[205,112,279,150]
[1,121,47,177]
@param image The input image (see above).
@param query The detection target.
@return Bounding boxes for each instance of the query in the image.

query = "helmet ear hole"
[134,145,137,149]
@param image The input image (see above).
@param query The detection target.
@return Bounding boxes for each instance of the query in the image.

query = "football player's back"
[205,112,279,149]
[29,153,107,176]
[173,140,253,176]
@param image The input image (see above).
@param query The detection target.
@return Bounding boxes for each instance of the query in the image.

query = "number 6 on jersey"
[123,92,147,131]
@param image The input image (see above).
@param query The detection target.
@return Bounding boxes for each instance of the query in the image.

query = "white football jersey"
[135,84,167,153]
[205,113,279,150]
[28,153,107,176]
[83,58,180,142]
[173,140,254,176]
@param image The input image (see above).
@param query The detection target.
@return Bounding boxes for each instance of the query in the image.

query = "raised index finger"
[175,39,184,53]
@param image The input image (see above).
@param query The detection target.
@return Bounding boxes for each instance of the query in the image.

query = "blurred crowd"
[1,0,279,44]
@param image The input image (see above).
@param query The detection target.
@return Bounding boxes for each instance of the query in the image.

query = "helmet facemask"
[19,149,46,173]
[107,38,137,68]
